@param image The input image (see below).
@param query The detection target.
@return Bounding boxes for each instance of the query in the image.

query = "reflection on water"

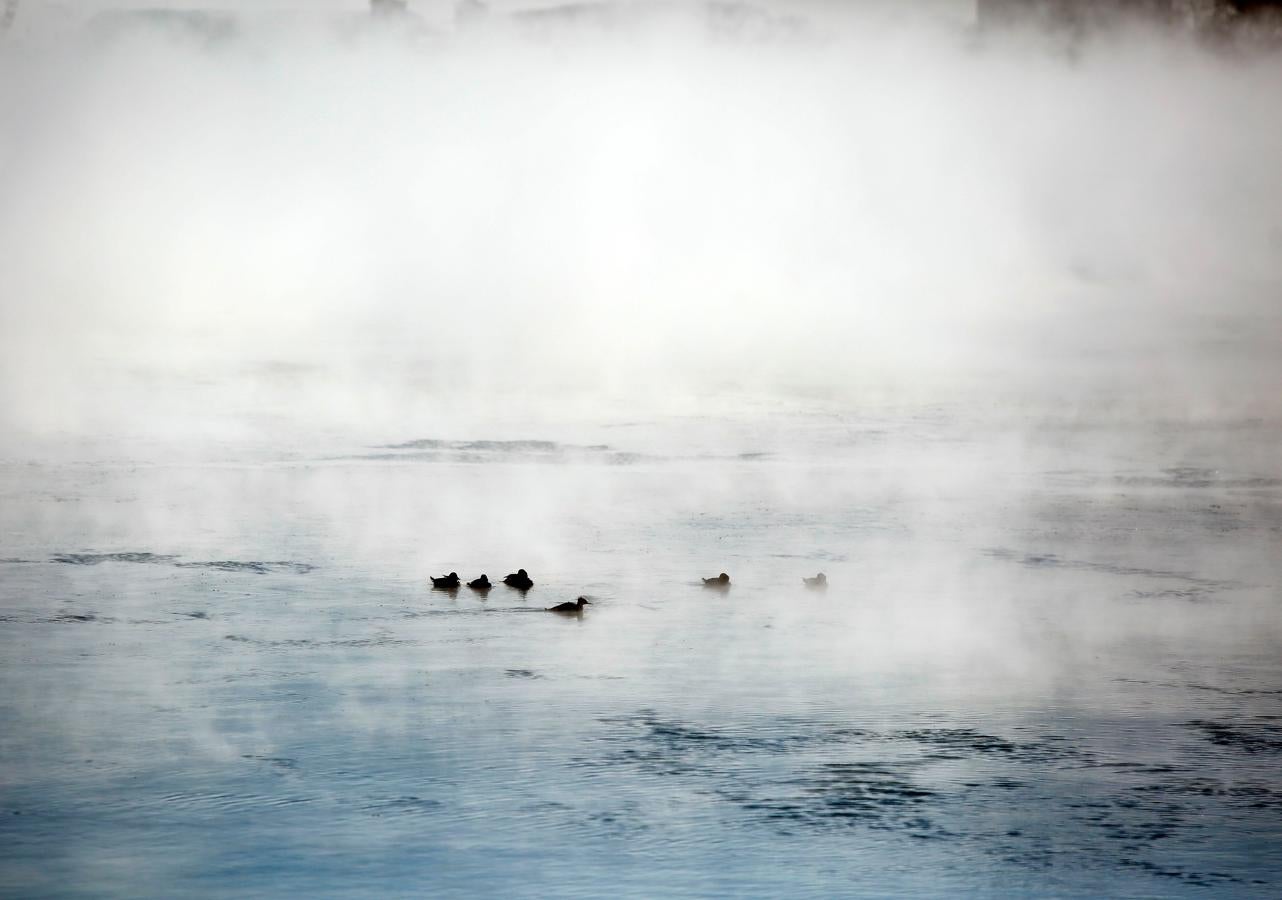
[1,414,1280,897]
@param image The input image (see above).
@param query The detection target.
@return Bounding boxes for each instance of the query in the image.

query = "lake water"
[2,409,1279,898]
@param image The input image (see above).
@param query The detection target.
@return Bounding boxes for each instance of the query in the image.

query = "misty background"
[1,0,1279,445]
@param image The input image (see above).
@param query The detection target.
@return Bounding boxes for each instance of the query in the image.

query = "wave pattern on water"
[358,438,647,466]
[1113,467,1282,490]
[51,552,177,566]
[982,547,1237,600]
[176,560,316,574]
[48,552,315,574]
[222,633,410,649]
[1188,720,1282,754]
[360,796,444,818]
[590,711,1281,890]
[50,612,108,624]
[151,790,316,814]
[1116,677,1282,698]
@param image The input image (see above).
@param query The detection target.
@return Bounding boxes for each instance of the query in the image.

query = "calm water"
[1,412,1280,897]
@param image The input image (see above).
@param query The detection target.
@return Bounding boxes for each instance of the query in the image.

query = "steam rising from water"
[1,3,1281,442]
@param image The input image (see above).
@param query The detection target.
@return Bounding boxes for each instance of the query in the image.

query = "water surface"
[2,412,1279,897]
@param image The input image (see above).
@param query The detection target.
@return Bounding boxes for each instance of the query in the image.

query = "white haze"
[0,3,1280,446]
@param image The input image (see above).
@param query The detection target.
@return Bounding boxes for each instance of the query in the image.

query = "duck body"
[503,568,534,590]
[803,572,828,589]
[468,574,491,591]
[702,572,731,589]
[547,597,590,614]
[431,572,461,589]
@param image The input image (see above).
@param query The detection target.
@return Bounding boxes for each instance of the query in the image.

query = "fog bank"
[1,3,1280,443]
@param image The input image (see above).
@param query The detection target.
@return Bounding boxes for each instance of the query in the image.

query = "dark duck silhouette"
[547,597,590,614]
[467,574,492,591]
[503,568,534,590]
[803,572,828,589]
[431,572,461,590]
[702,572,731,589]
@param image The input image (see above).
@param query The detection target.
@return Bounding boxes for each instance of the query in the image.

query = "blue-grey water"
[2,411,1279,898]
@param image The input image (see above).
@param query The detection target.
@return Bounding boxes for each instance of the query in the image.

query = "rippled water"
[2,413,1280,897]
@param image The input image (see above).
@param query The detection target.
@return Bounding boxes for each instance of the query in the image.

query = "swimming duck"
[468,574,491,591]
[547,597,590,614]
[503,568,534,590]
[431,572,461,589]
[803,572,828,589]
[702,572,731,588]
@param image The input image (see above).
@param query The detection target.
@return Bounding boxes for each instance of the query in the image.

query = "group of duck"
[430,568,533,592]
[430,568,829,614]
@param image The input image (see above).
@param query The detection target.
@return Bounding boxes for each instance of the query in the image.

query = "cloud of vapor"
[1,2,1281,443]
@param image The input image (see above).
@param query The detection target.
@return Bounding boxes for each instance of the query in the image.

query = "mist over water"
[1,3,1281,897]
[2,1,1281,438]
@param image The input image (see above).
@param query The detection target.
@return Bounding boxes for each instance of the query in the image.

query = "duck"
[702,572,731,588]
[503,568,534,590]
[467,574,492,591]
[803,572,828,589]
[547,596,590,614]
[431,572,461,589]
